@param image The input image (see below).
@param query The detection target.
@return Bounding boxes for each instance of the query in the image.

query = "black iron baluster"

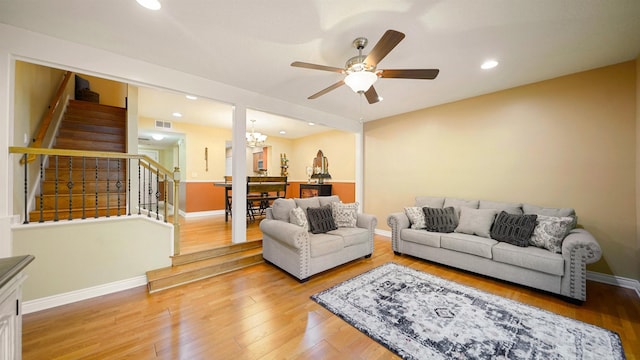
[142,162,146,211]
[164,175,168,223]
[67,156,74,220]
[95,158,99,218]
[147,164,152,218]
[106,158,111,218]
[22,154,28,224]
[155,167,160,220]
[54,156,59,222]
[116,159,122,216]
[82,157,86,219]
[137,159,141,215]
[39,154,44,223]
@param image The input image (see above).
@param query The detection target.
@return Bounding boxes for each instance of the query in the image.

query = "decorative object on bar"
[246,119,267,148]
[305,166,313,183]
[280,153,289,177]
[310,150,331,184]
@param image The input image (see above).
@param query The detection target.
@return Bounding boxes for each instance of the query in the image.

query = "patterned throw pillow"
[529,215,574,253]
[490,211,537,247]
[307,205,338,234]
[404,207,427,229]
[331,202,359,228]
[422,206,458,233]
[289,207,309,232]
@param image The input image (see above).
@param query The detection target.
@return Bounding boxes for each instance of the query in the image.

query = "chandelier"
[246,119,267,148]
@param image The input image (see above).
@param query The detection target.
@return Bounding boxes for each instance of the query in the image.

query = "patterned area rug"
[311,263,625,360]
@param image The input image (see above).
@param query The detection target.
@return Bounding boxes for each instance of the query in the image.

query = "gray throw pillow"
[455,207,498,238]
[422,206,457,233]
[529,215,574,253]
[307,205,337,234]
[490,211,537,247]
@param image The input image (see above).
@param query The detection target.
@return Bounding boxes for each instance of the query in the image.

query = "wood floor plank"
[22,215,640,359]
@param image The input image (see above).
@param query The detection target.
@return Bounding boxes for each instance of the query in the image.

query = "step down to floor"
[146,241,263,293]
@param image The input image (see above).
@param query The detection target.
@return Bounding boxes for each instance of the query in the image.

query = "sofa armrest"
[560,228,602,301]
[356,213,377,232]
[387,212,410,252]
[259,219,309,250]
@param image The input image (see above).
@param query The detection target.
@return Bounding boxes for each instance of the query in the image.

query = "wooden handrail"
[32,71,74,148]
[9,146,173,176]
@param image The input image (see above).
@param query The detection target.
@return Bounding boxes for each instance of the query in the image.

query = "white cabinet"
[0,256,34,360]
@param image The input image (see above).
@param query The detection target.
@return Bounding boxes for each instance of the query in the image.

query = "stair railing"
[9,146,182,255]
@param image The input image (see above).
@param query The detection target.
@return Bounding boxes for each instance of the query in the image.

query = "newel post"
[172,166,181,255]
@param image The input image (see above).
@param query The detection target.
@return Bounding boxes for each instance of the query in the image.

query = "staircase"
[146,240,264,292]
[29,100,127,222]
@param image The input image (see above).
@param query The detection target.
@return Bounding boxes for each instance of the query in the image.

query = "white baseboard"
[587,271,640,298]
[183,210,225,218]
[374,228,640,298]
[22,275,148,314]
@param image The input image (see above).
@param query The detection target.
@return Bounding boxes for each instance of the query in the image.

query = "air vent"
[155,120,172,129]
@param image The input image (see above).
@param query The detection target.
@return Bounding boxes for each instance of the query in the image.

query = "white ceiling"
[1,0,639,124]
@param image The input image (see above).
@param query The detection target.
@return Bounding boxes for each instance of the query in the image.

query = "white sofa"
[260,195,377,281]
[387,196,602,301]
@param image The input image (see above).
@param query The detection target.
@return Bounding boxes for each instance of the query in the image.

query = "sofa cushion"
[309,233,344,258]
[294,197,321,212]
[307,205,338,234]
[454,207,498,238]
[441,233,497,259]
[401,229,441,247]
[523,204,577,229]
[404,207,427,229]
[479,200,523,215]
[529,215,574,254]
[444,198,479,209]
[328,227,369,247]
[272,198,296,222]
[490,211,537,247]
[415,196,445,208]
[492,242,564,276]
[319,195,341,206]
[289,207,309,231]
[422,206,457,233]
[331,202,358,228]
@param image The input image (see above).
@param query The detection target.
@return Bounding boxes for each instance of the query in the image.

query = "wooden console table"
[300,183,332,198]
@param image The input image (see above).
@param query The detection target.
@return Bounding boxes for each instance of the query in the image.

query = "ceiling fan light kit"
[136,0,161,10]
[291,29,439,104]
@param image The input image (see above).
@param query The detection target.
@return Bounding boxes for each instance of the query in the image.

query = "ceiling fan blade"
[308,80,345,99]
[364,86,381,104]
[291,61,344,73]
[364,30,406,67]
[379,69,440,79]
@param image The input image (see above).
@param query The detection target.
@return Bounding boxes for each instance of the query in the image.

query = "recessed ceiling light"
[152,134,164,141]
[172,112,182,118]
[279,130,286,135]
[481,60,499,70]
[185,95,197,100]
[308,122,315,126]
[136,0,161,10]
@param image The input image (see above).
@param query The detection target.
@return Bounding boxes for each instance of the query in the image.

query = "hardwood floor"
[22,217,640,359]
[177,214,263,254]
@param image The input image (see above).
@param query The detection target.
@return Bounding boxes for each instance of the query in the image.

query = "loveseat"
[387,196,602,301]
[260,195,377,281]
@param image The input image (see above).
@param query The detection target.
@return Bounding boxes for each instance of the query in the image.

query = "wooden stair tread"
[171,240,262,266]
[146,245,264,293]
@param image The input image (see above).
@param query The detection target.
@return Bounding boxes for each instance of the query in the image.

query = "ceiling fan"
[291,29,439,104]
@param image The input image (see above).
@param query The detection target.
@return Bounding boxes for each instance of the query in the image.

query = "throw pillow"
[289,207,309,232]
[529,215,574,254]
[490,211,537,247]
[422,206,458,233]
[271,198,296,222]
[454,207,498,238]
[331,202,358,228]
[307,205,337,234]
[404,207,427,229]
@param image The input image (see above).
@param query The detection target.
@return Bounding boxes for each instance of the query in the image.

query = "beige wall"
[290,130,356,182]
[80,73,127,108]
[365,61,637,280]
